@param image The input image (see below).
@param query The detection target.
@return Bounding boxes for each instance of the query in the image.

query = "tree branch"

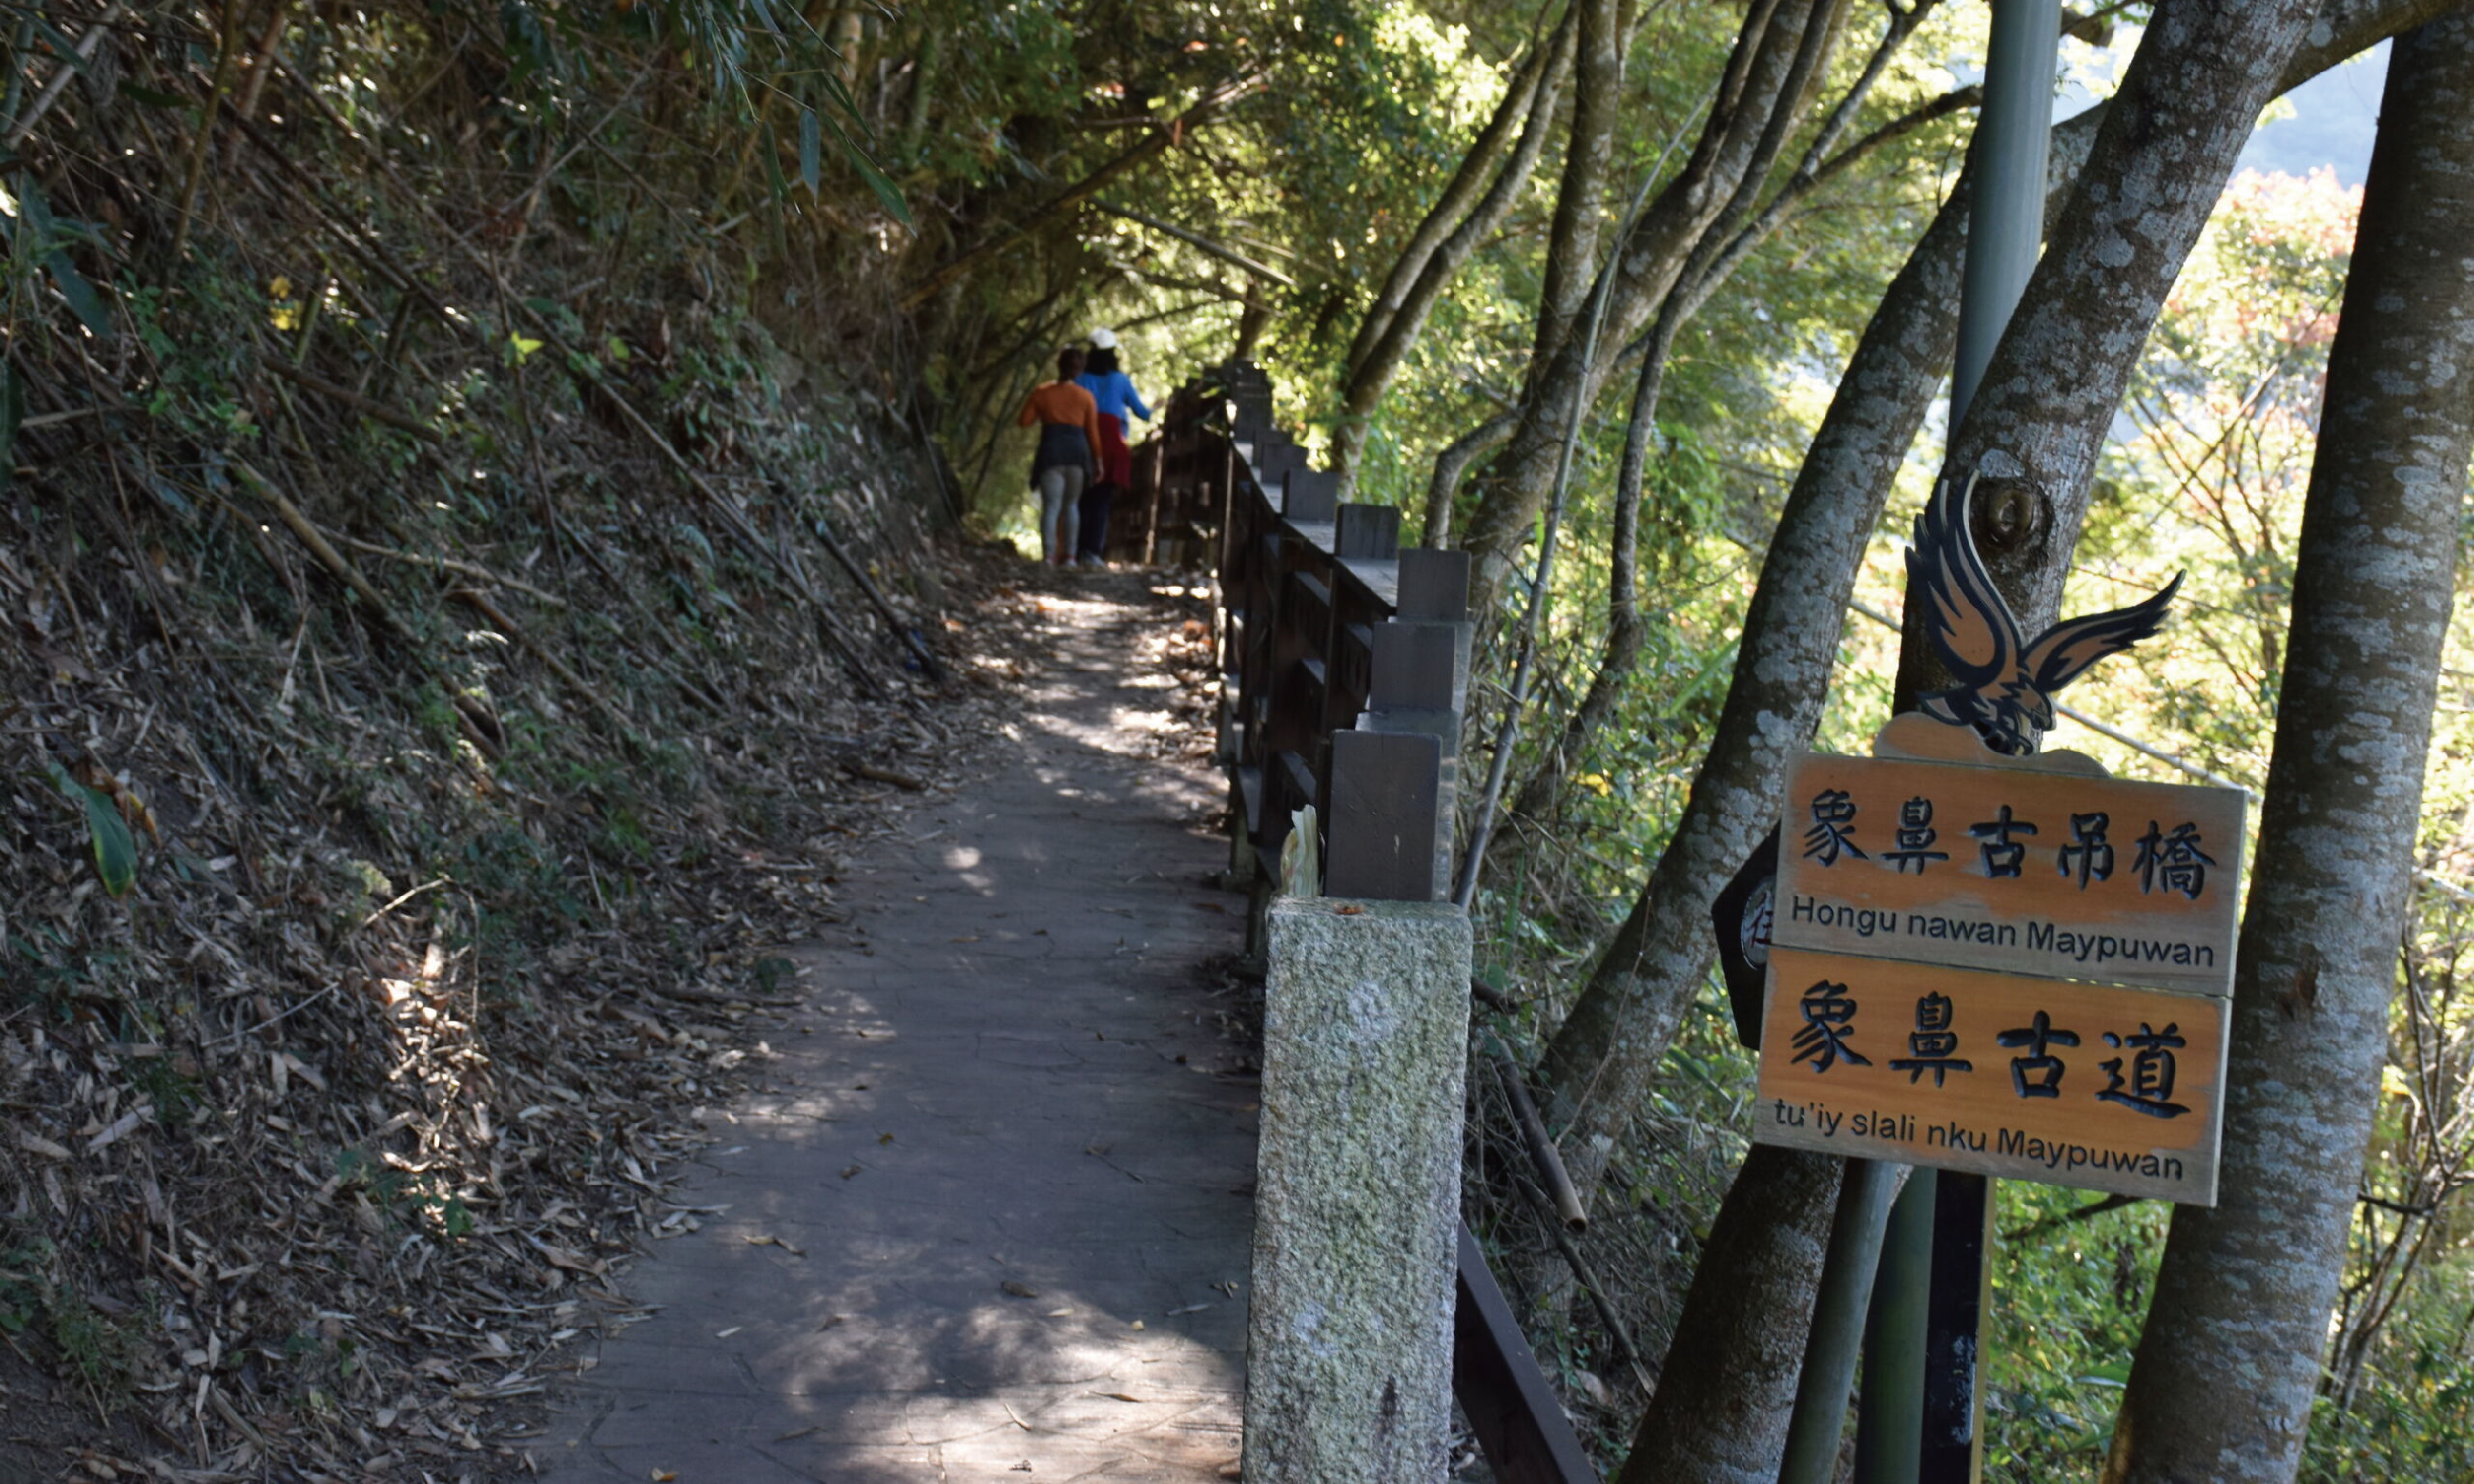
[899,74,1264,310]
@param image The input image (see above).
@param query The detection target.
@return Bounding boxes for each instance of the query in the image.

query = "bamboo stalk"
[448,588,647,750]
[333,536,568,608]
[249,52,894,694]
[1490,1041,1586,1230]
[222,0,293,160]
[230,460,409,636]
[5,0,130,146]
[796,494,947,680]
[170,0,245,264]
[263,358,443,442]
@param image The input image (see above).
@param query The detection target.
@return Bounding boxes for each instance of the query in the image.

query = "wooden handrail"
[1141,358,1602,1484]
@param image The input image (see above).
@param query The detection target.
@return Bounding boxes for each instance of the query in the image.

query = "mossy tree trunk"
[1606,0,2345,1472]
[2105,12,2474,1480]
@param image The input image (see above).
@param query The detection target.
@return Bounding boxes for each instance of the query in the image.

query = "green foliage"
[48,1285,149,1407]
[4,171,115,344]
[335,1146,476,1239]
[1980,1186,2168,1476]
[0,1238,49,1338]
[44,762,138,898]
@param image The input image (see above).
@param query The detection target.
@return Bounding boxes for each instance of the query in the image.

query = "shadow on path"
[536,572,1255,1483]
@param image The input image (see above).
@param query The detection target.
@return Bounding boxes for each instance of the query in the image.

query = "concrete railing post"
[1243,545,1474,1483]
[1243,894,1473,1484]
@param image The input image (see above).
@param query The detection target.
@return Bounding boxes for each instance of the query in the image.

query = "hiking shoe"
[1079,554,1107,568]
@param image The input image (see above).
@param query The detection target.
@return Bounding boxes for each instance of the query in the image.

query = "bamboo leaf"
[826,113,912,227]
[814,67,864,123]
[44,248,112,341]
[759,119,791,203]
[28,18,92,75]
[799,107,821,197]
[9,176,113,341]
[46,763,137,897]
[118,83,190,110]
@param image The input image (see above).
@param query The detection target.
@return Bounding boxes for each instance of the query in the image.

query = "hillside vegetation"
[8,0,2474,1480]
[0,0,975,1474]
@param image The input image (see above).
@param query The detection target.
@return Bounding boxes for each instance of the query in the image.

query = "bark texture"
[1902,0,2325,675]
[1455,0,1854,615]
[2105,13,2474,1481]
[1421,410,1517,547]
[1546,2,2451,1473]
[1504,3,1960,827]
[1330,11,1576,493]
[1535,138,1993,1185]
[1614,1146,1843,1484]
[1528,0,1624,374]
[1532,0,2469,1163]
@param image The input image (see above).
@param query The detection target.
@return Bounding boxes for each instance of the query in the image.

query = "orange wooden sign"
[1752,947,2227,1204]
[1742,479,2243,1204]
[1774,739,2246,998]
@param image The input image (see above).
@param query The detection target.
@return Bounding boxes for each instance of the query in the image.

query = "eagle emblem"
[1907,472,2182,756]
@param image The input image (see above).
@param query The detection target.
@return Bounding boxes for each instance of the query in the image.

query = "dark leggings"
[1077,482,1116,559]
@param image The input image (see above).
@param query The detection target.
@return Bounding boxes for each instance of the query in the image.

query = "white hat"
[1088,327,1118,350]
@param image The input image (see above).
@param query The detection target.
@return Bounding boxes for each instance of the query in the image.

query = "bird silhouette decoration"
[1908,472,2183,756]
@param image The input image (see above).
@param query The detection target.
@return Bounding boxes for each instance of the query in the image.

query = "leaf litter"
[0,523,1087,1479]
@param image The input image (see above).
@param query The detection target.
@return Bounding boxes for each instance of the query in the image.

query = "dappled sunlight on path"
[536,572,1255,1482]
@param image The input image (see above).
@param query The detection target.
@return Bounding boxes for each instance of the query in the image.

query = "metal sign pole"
[1858,4,2063,1483]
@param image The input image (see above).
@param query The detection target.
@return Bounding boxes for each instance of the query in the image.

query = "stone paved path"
[536,576,1255,1483]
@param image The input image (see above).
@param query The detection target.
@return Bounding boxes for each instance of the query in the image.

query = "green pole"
[1857,3,2061,1482]
[1855,1167,1933,1481]
[1779,1159,1903,1484]
[1951,0,2063,427]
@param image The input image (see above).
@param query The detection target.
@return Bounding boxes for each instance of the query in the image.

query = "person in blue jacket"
[1072,328,1151,567]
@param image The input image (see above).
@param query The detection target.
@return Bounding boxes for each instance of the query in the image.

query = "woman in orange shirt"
[1016,348,1105,565]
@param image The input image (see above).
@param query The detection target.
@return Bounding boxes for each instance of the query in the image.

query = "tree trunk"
[1503,2,1964,828]
[2104,13,2474,1480]
[1505,305,1666,828]
[1454,0,2433,622]
[1536,133,1993,1186]
[1421,410,1517,547]
[1907,0,2324,664]
[1528,0,1624,374]
[1343,13,1560,382]
[1613,1146,1843,1484]
[1531,0,2467,1170]
[1583,2,2443,1473]
[1455,0,1853,615]
[1330,11,1576,493]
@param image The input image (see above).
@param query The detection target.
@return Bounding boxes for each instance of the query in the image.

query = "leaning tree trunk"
[1342,10,1560,384]
[2104,13,2474,1480]
[1506,0,1960,827]
[1904,0,2325,665]
[1613,1146,1844,1484]
[1454,0,1853,616]
[1328,11,1575,494]
[1527,0,1624,375]
[1609,0,2382,1472]
[1534,136,1994,1192]
[1531,0,2470,1199]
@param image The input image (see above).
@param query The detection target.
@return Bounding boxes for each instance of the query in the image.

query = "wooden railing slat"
[1131,358,1595,1484]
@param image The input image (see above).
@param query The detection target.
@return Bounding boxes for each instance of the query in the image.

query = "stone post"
[1242,896,1473,1484]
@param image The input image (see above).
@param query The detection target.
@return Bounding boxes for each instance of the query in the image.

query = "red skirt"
[1095,413,1131,489]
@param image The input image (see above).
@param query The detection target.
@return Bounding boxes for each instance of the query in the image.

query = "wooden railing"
[1129,358,1599,1484]
[1128,360,1471,904]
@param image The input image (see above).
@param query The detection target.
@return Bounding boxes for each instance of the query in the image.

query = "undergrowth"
[0,0,989,1477]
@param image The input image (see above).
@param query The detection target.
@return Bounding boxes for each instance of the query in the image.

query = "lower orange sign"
[1751,946,2228,1205]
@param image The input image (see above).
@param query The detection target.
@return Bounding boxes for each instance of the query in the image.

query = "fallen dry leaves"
[0,524,1067,1478]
